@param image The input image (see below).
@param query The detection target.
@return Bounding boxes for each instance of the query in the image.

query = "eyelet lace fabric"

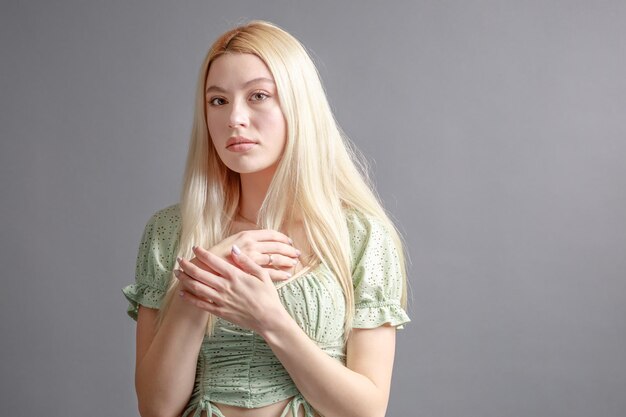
[122,204,410,416]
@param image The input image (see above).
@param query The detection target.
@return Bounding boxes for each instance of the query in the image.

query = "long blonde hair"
[158,20,407,336]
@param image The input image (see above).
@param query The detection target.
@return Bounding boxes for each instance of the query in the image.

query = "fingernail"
[232,244,241,256]
[179,290,184,298]
[174,269,180,277]
[292,259,298,266]
[176,256,183,264]
[295,250,301,257]
[288,238,294,245]
[285,272,292,279]
[192,245,198,251]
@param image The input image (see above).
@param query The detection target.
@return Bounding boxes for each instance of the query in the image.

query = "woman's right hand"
[189,230,300,282]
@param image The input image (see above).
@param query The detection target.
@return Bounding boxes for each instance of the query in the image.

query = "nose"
[228,100,249,128]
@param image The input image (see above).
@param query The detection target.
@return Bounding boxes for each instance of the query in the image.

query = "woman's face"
[205,53,287,179]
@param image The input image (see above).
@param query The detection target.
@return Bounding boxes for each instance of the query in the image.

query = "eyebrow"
[205,77,275,94]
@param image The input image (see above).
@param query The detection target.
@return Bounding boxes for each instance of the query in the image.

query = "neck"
[238,168,275,222]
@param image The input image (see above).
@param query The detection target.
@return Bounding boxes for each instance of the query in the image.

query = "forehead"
[206,53,274,86]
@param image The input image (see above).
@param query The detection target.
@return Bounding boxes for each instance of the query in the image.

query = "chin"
[225,162,277,176]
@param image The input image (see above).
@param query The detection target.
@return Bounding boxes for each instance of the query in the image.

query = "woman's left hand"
[174,244,287,333]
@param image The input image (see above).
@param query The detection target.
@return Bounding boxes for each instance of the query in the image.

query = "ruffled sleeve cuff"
[353,301,411,330]
[121,282,166,321]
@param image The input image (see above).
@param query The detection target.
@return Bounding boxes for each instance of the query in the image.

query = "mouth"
[226,136,257,148]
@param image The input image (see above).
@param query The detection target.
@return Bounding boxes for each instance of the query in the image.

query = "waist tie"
[183,393,314,417]
[182,396,226,417]
[279,393,316,417]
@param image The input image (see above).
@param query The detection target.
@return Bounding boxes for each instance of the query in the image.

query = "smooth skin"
[133,53,397,417]
[199,227,301,282]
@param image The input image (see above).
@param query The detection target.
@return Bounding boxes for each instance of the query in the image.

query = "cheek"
[206,113,224,139]
[259,108,287,140]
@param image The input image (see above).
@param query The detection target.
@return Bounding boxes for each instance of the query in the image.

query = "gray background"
[1,1,625,416]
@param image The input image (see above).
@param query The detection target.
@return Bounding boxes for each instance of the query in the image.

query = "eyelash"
[207,91,271,106]
[208,97,226,106]
[250,91,269,101]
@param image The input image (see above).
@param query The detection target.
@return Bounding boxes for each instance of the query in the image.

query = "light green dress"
[122,204,410,417]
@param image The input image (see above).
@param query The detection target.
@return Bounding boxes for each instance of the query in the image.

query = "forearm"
[136,293,209,417]
[260,314,389,417]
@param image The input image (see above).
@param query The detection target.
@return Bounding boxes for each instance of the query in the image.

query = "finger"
[177,256,227,291]
[190,246,225,274]
[188,254,219,275]
[244,229,294,245]
[263,253,299,269]
[246,252,298,270]
[231,244,267,281]
[188,247,238,279]
[179,288,222,312]
[266,268,293,282]
[257,242,301,259]
[175,269,222,302]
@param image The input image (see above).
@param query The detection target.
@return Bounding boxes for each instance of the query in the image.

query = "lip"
[226,136,257,149]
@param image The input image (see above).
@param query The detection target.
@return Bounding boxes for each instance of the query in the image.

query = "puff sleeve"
[347,211,410,329]
[121,204,181,321]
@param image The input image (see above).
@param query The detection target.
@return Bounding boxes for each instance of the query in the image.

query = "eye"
[250,91,269,102]
[208,96,227,106]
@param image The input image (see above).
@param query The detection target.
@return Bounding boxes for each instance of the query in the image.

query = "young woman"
[122,21,410,417]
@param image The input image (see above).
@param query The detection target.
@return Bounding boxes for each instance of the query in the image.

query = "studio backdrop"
[1,1,625,416]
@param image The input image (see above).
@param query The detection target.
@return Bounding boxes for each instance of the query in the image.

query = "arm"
[135,292,208,417]
[262,314,397,417]
[177,246,399,417]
